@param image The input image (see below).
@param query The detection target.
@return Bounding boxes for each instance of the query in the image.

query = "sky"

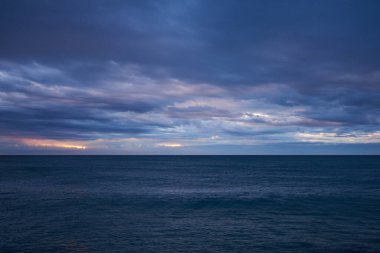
[0,0,380,155]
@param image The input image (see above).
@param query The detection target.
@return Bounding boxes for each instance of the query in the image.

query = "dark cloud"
[0,0,379,153]
[1,0,380,85]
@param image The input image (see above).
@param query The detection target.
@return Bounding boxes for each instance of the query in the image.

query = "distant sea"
[0,156,379,252]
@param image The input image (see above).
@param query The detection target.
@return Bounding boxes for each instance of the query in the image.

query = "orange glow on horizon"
[20,138,87,150]
[156,142,183,148]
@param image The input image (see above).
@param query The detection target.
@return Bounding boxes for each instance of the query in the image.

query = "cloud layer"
[0,0,379,154]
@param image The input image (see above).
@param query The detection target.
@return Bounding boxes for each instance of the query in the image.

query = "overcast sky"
[0,0,379,154]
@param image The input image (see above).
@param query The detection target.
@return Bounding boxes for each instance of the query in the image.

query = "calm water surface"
[0,156,379,252]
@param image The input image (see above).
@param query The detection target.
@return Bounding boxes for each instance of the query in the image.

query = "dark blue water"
[0,156,379,252]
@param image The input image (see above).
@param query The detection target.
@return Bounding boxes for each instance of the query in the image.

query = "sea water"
[0,156,379,252]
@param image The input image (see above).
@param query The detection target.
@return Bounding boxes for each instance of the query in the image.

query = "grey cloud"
[0,0,379,153]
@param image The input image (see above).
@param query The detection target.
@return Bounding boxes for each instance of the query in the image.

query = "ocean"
[0,156,379,252]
